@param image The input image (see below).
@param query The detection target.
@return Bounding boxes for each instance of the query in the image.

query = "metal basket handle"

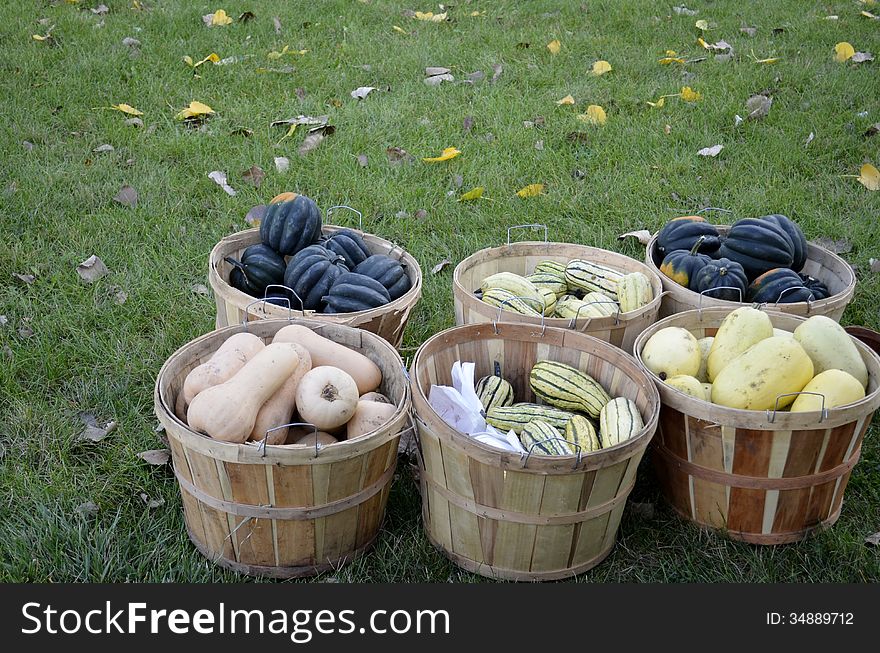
[242,285,305,330]
[492,296,546,336]
[766,392,827,424]
[326,205,364,232]
[266,284,305,315]
[774,285,814,311]
[520,438,582,469]
[697,286,743,314]
[260,422,320,457]
[507,224,548,246]
[567,299,621,329]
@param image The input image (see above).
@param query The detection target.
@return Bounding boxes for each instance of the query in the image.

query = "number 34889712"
[766,613,854,625]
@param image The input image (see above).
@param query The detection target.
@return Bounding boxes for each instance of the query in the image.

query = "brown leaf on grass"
[238,11,255,22]
[673,6,697,15]
[414,209,428,219]
[463,115,474,133]
[241,165,265,188]
[356,154,368,168]
[18,325,34,338]
[113,184,138,207]
[866,531,880,546]
[811,237,852,255]
[274,157,290,173]
[865,124,880,138]
[534,140,544,151]
[851,51,874,64]
[424,73,453,86]
[137,449,171,465]
[515,42,530,49]
[490,63,503,83]
[245,204,267,226]
[76,255,110,283]
[618,230,653,246]
[273,16,282,34]
[109,286,128,305]
[426,66,450,76]
[869,259,880,273]
[191,283,209,296]
[78,412,117,442]
[13,272,35,285]
[124,117,144,128]
[231,127,253,137]
[431,258,452,275]
[466,70,485,82]
[76,501,99,516]
[294,87,307,100]
[745,94,772,120]
[93,144,114,153]
[566,132,589,143]
[22,141,35,151]
[298,130,328,156]
[386,146,414,165]
[139,493,164,509]
[740,26,757,37]
[270,114,329,128]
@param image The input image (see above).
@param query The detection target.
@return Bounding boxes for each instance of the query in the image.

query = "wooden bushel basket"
[633,308,880,545]
[410,323,661,580]
[644,226,856,320]
[154,319,410,578]
[209,216,422,349]
[453,226,664,353]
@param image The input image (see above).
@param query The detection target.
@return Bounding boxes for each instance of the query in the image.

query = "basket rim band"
[174,461,396,520]
[652,444,861,490]
[419,470,636,525]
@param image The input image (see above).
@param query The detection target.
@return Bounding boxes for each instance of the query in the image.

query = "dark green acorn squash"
[655,216,721,260]
[259,194,322,256]
[322,272,391,313]
[323,229,372,267]
[762,214,807,272]
[690,258,749,302]
[717,218,794,279]
[282,245,349,311]
[800,274,830,300]
[747,268,814,303]
[226,244,286,297]
[354,255,412,300]
[659,238,714,288]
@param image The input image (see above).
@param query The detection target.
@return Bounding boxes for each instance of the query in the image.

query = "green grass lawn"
[1,0,879,582]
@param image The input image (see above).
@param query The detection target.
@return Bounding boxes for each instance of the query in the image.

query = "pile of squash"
[476,260,654,319]
[642,308,868,412]
[179,325,396,446]
[227,192,412,313]
[655,214,830,303]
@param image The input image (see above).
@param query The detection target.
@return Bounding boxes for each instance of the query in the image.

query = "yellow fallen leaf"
[422,146,461,163]
[695,19,709,31]
[860,0,876,5]
[834,42,855,62]
[753,56,779,64]
[665,50,678,56]
[183,55,194,66]
[32,34,49,41]
[414,11,447,22]
[470,11,486,17]
[659,57,685,64]
[697,37,710,49]
[680,86,702,102]
[175,100,215,120]
[459,187,485,201]
[392,25,408,34]
[591,60,612,76]
[186,52,220,68]
[210,9,233,26]
[111,103,143,116]
[547,39,561,55]
[862,10,878,18]
[267,45,289,59]
[647,97,666,108]
[556,94,575,106]
[578,105,607,125]
[858,163,880,191]
[516,184,545,198]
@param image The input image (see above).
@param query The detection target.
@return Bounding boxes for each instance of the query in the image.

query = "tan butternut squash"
[272,324,381,394]
[248,343,312,445]
[183,333,265,405]
[187,343,305,443]
[347,400,397,439]
[360,391,392,404]
[295,366,360,430]
[293,431,338,447]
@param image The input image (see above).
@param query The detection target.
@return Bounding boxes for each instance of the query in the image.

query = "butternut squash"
[293,431,338,447]
[248,343,312,445]
[360,391,392,404]
[183,333,265,405]
[273,324,382,394]
[707,307,773,381]
[187,343,305,443]
[347,400,397,439]
[295,366,360,430]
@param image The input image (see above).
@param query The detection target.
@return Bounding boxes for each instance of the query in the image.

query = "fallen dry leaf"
[680,86,702,102]
[122,37,141,49]
[274,156,290,173]
[245,204,267,226]
[811,237,852,254]
[834,42,855,63]
[13,272,35,285]
[111,103,142,116]
[93,144,114,153]
[591,60,612,76]
[273,16,282,34]
[208,171,236,196]
[76,501,99,516]
[242,165,265,188]
[618,230,653,245]
[18,324,33,338]
[740,26,757,37]
[76,255,110,283]
[866,531,880,546]
[298,131,327,156]
[463,116,475,133]
[176,100,214,121]
[139,493,164,509]
[857,163,880,191]
[516,183,545,198]
[356,154,368,168]
[431,258,452,274]
[113,185,138,207]
[78,412,117,442]
[124,117,144,128]
[698,144,724,157]
[535,140,544,151]
[109,286,128,305]
[673,6,697,16]
[466,70,485,83]
[426,66,450,76]
[746,94,772,120]
[695,19,709,31]
[578,105,607,125]
[191,283,209,296]
[490,63,503,83]
[413,11,447,22]
[556,94,575,106]
[423,146,461,163]
[424,72,454,86]
[869,259,880,273]
[547,39,561,55]
[271,114,328,129]
[91,4,109,15]
[387,146,414,165]
[351,86,377,100]
[204,9,233,27]
[138,449,171,465]
[805,132,815,147]
[865,124,880,138]
[459,187,485,201]
[851,51,874,64]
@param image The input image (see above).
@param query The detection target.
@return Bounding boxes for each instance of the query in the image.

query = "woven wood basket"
[644,226,856,320]
[209,227,422,349]
[633,308,880,544]
[154,319,410,578]
[410,323,661,580]
[454,234,664,353]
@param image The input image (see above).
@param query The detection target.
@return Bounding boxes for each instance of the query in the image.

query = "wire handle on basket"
[695,207,733,215]
[260,422,320,458]
[326,205,364,232]
[265,284,305,317]
[492,296,546,336]
[567,299,621,330]
[520,438,582,469]
[774,285,813,313]
[507,224,548,246]
[697,286,743,314]
[766,392,827,424]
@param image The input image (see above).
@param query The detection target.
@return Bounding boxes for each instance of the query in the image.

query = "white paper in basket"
[428,361,525,454]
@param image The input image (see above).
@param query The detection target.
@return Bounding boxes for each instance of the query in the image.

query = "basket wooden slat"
[633,308,880,544]
[644,227,856,320]
[209,227,422,349]
[410,323,661,581]
[453,241,664,352]
[154,319,410,578]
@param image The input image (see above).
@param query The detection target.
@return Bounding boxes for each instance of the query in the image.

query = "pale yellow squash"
[295,366,360,430]
[347,400,397,439]
[665,375,706,400]
[701,383,713,402]
[793,315,869,388]
[711,337,814,410]
[707,307,773,381]
[248,343,312,445]
[790,369,865,413]
[182,332,265,405]
[641,327,701,379]
[695,337,714,383]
